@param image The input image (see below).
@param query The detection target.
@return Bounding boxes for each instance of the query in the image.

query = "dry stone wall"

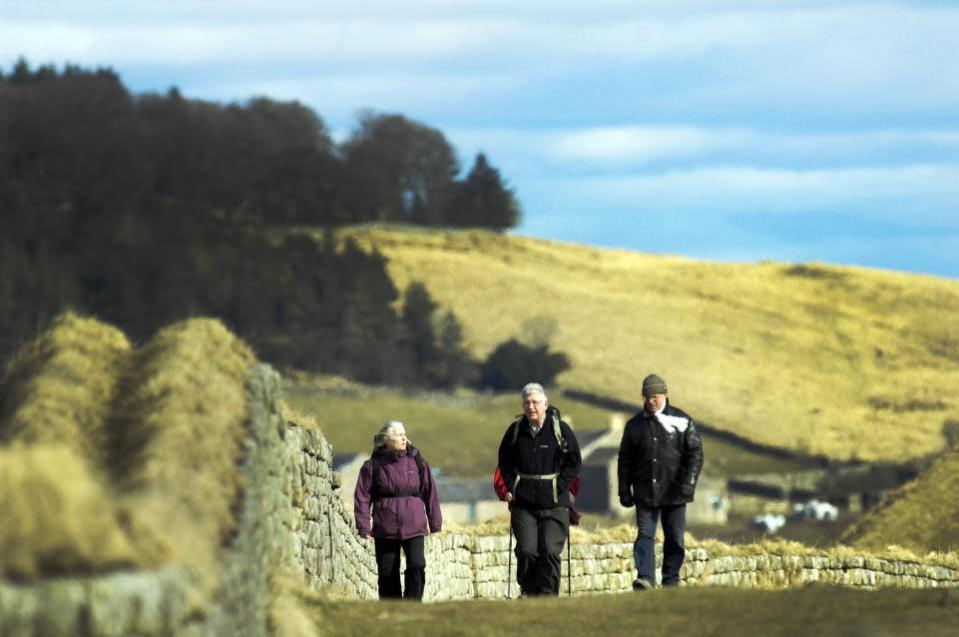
[4,363,959,636]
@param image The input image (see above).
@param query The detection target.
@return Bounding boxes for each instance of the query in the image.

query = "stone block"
[32,580,87,637]
[0,582,39,637]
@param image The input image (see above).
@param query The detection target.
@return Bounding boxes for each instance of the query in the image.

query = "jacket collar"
[373,445,418,461]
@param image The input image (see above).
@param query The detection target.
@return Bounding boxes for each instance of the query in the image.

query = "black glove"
[619,492,634,508]
[679,483,695,499]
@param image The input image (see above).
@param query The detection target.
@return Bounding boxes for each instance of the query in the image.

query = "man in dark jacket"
[497,382,582,596]
[617,374,703,590]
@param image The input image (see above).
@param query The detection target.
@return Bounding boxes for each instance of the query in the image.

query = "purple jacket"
[354,446,442,540]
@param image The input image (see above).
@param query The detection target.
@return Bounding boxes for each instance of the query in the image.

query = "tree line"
[0,59,567,389]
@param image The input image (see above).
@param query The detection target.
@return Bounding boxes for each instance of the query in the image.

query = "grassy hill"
[319,226,959,465]
[843,442,959,553]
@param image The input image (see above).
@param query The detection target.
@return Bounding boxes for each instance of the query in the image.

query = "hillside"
[843,442,959,553]
[325,226,959,464]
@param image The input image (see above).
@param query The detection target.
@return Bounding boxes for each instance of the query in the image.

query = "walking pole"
[507,526,513,599]
[567,523,572,597]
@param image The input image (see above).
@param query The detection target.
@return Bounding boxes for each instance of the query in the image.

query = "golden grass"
[110,318,256,584]
[0,444,149,579]
[0,311,132,467]
[327,226,959,464]
[0,312,256,581]
[843,443,959,555]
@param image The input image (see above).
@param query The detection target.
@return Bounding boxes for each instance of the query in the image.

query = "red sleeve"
[570,474,581,497]
[493,466,510,501]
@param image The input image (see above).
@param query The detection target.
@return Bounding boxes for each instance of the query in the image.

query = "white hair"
[521,382,547,402]
[372,420,406,449]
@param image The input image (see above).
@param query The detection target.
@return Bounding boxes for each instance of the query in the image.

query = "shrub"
[478,339,570,391]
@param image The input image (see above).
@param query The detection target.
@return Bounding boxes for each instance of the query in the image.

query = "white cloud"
[548,126,749,162]
[6,3,959,76]
[518,163,959,228]
[447,125,959,174]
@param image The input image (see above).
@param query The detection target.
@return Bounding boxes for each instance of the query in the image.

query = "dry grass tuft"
[269,571,321,637]
[0,311,132,466]
[111,318,256,584]
[0,444,162,579]
[284,403,324,434]
[0,312,256,582]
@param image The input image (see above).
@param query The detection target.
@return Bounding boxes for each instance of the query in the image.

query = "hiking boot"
[632,578,653,591]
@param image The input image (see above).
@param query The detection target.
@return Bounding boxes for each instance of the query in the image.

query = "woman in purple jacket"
[354,420,442,600]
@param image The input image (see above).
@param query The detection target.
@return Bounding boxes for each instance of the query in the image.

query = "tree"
[341,112,459,224]
[401,282,440,381]
[478,339,570,391]
[448,153,520,230]
[433,311,476,388]
[399,282,475,388]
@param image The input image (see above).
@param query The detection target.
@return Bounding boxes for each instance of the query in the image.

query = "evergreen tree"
[401,282,441,384]
[434,310,476,388]
[448,153,520,230]
[399,282,476,388]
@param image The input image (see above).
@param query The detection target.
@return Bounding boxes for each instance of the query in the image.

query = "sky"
[3,0,958,278]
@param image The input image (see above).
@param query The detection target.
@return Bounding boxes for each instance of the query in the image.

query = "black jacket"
[617,402,704,507]
[497,409,582,510]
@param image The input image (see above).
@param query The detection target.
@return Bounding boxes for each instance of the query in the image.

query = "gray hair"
[372,420,405,450]
[521,382,548,402]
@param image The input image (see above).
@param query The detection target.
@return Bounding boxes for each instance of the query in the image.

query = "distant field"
[318,226,959,464]
[283,378,818,479]
[301,586,959,637]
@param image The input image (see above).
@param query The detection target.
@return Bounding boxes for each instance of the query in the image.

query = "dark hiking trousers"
[634,503,686,587]
[511,506,570,596]
[374,535,426,600]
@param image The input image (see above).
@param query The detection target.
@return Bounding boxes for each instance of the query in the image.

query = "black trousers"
[511,506,569,596]
[374,536,426,600]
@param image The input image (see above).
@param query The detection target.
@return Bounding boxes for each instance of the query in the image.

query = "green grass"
[283,377,817,479]
[313,226,959,465]
[294,586,959,637]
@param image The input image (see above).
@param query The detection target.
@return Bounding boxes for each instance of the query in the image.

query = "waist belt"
[514,472,560,504]
[376,492,421,499]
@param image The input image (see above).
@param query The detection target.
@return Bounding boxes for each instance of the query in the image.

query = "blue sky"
[3,1,958,278]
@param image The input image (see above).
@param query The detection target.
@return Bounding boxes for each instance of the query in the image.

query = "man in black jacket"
[497,382,582,596]
[617,374,703,589]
